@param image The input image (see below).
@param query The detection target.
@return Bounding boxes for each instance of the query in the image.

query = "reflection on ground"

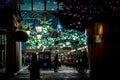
[9,65,89,80]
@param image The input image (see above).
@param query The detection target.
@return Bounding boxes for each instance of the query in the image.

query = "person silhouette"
[28,53,40,80]
[54,54,58,72]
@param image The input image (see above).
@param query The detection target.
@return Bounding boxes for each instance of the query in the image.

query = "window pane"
[20,0,32,10]
[46,0,57,11]
[33,0,44,10]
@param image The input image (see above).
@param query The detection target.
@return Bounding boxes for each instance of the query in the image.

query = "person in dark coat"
[54,54,58,72]
[28,53,40,80]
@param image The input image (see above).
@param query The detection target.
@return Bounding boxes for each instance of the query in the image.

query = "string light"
[56,0,120,31]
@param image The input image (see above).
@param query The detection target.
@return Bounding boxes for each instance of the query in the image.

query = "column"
[87,22,120,80]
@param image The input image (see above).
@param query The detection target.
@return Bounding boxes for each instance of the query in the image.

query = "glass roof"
[18,0,87,49]
[19,0,63,29]
[19,0,63,11]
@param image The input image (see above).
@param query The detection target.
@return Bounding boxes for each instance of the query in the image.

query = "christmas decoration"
[56,0,120,32]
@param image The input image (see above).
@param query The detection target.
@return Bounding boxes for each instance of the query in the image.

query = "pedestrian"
[54,54,58,72]
[28,53,40,80]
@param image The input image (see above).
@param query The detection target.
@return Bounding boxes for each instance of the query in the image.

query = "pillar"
[87,22,120,80]
[16,42,22,70]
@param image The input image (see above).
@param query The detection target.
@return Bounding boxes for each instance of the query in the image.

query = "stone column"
[16,41,22,71]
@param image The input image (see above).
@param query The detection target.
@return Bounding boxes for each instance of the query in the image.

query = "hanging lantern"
[36,19,42,32]
[37,33,42,39]
[35,25,42,32]
[25,23,32,36]
[26,26,30,36]
[26,30,30,36]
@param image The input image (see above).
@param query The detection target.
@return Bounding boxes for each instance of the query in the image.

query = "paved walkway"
[8,65,89,80]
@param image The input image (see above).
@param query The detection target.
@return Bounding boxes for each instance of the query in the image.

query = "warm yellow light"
[98,23,103,35]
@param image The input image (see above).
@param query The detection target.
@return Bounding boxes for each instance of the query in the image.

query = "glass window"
[46,0,57,11]
[19,0,61,11]
[33,0,44,10]
[20,0,32,10]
